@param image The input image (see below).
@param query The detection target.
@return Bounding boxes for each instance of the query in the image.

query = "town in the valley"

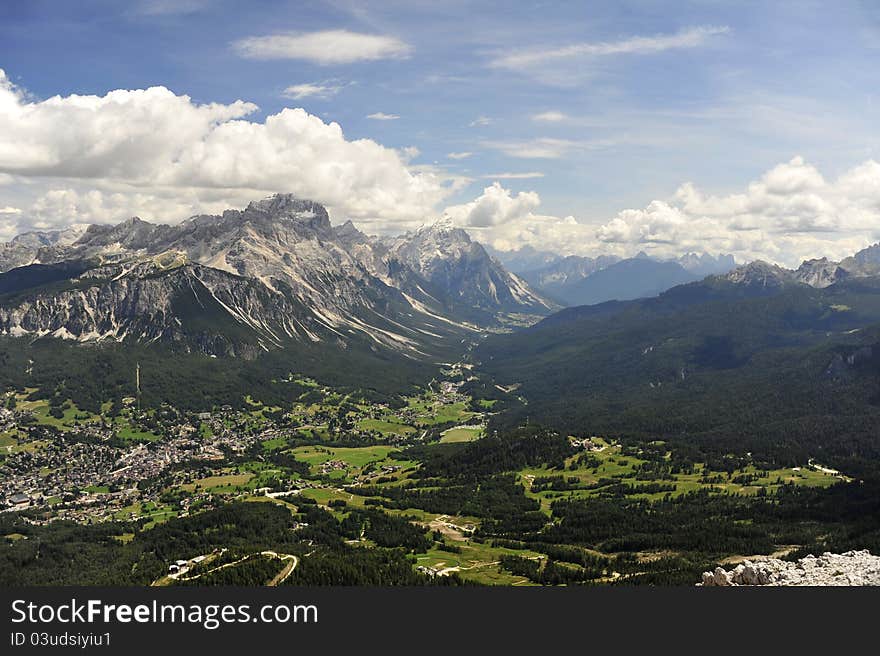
[0,364,490,526]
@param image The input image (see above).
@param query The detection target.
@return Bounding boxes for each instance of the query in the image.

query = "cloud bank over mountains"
[0,69,448,238]
[451,157,880,267]
[1,70,879,267]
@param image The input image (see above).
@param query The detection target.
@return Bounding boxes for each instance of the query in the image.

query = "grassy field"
[414,541,545,585]
[116,424,162,442]
[112,501,177,527]
[6,439,50,454]
[299,487,369,508]
[404,395,476,426]
[519,438,846,509]
[357,418,416,436]
[180,473,254,493]
[15,395,99,429]
[439,426,483,443]
[3,533,28,542]
[289,445,396,469]
[261,437,290,451]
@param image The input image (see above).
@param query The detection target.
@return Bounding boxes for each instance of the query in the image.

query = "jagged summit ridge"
[0,194,553,356]
[722,260,794,288]
[386,219,554,313]
[717,242,880,290]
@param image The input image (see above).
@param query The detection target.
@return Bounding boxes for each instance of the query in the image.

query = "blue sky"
[1,0,879,264]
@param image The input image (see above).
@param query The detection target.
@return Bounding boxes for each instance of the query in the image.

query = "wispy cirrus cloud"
[447,152,473,160]
[483,138,574,159]
[469,116,492,127]
[482,137,616,159]
[282,81,346,100]
[233,29,411,65]
[531,110,568,122]
[490,25,729,70]
[135,0,211,15]
[366,112,400,121]
[480,172,544,179]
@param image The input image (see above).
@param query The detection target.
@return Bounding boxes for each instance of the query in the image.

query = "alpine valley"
[2,194,880,587]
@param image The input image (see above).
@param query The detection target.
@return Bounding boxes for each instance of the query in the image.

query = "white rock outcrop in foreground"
[699,550,880,586]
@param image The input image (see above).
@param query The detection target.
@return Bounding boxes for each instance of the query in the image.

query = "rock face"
[699,550,880,586]
[521,254,620,290]
[718,243,880,291]
[384,219,555,315]
[0,194,553,357]
[676,252,737,277]
[721,260,795,289]
[793,257,849,288]
[0,225,88,272]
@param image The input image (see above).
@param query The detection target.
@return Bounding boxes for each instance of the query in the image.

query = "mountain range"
[490,247,736,306]
[475,240,880,477]
[0,195,552,364]
[4,192,880,418]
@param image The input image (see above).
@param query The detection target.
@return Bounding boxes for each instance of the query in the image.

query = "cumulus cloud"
[589,156,880,264]
[442,182,541,227]
[366,112,400,121]
[24,188,238,230]
[232,30,411,65]
[0,69,449,231]
[443,157,880,267]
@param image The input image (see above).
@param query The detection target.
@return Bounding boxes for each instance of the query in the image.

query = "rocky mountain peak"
[242,193,332,236]
[677,252,737,276]
[794,257,848,288]
[334,219,368,243]
[8,224,88,249]
[843,242,880,270]
[723,260,794,288]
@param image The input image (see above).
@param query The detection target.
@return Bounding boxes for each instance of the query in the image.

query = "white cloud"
[0,69,450,232]
[233,30,411,65]
[469,116,492,127]
[443,182,541,227]
[0,206,21,214]
[447,152,473,160]
[25,188,212,230]
[366,112,400,121]
[282,82,344,100]
[594,156,880,265]
[136,0,211,15]
[532,111,567,122]
[480,172,544,179]
[483,138,581,159]
[491,25,730,70]
[445,157,880,267]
